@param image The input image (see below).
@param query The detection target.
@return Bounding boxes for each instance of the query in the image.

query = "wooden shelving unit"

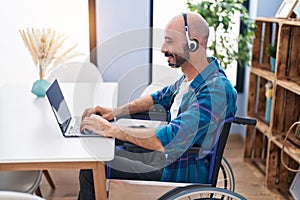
[244,17,300,197]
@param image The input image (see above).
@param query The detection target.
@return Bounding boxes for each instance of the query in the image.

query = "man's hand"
[80,114,114,138]
[82,106,114,121]
[81,114,164,152]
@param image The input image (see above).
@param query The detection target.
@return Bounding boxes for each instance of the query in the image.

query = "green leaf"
[187,0,255,69]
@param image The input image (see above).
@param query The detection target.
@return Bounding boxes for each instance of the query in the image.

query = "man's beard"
[165,45,190,68]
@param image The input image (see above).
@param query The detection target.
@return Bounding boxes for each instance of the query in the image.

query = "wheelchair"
[108,112,256,200]
[217,157,235,192]
[158,186,247,200]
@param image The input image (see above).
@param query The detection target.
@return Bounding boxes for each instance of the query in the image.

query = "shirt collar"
[190,57,222,89]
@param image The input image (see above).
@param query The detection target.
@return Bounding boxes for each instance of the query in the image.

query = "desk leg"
[93,162,107,200]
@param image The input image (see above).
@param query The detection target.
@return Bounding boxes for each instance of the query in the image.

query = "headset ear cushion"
[189,40,199,52]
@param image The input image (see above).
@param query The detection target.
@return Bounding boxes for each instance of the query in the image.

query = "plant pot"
[270,57,276,72]
[31,79,51,97]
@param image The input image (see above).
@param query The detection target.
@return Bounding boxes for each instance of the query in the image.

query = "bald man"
[78,13,237,200]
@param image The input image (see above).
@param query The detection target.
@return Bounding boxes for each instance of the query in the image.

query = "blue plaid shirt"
[151,57,237,183]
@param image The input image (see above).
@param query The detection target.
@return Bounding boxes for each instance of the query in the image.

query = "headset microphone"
[182,13,199,52]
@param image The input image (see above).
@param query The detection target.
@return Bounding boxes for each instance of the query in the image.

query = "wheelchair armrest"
[121,142,154,153]
[233,117,257,126]
[121,142,212,157]
[117,105,169,122]
[120,111,167,121]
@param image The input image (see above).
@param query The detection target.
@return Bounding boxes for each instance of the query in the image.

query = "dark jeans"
[78,146,166,200]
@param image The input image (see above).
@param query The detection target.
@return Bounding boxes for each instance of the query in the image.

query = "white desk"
[0,83,118,200]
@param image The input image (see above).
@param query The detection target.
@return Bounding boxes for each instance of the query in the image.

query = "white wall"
[152,0,187,84]
[257,1,282,17]
[150,0,188,89]
[95,0,152,106]
[0,0,89,86]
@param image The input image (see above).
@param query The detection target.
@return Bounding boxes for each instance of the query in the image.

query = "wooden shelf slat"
[247,114,271,139]
[281,19,300,27]
[272,136,300,164]
[255,17,283,23]
[255,17,300,27]
[254,116,271,137]
[251,67,275,82]
[277,77,300,95]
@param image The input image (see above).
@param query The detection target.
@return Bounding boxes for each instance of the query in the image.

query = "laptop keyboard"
[81,129,95,135]
[69,127,80,135]
[69,117,81,134]
[70,117,97,135]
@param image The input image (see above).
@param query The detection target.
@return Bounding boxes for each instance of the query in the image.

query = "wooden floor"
[38,134,285,200]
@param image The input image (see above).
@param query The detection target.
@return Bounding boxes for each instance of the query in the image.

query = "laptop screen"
[46,79,72,133]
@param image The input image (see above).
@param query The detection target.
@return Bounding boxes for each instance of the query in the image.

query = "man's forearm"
[113,95,154,117]
[109,95,164,151]
[111,125,164,152]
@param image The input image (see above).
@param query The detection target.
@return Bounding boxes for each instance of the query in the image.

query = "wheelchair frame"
[108,113,256,200]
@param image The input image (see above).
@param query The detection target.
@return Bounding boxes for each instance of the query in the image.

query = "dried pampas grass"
[19,28,80,79]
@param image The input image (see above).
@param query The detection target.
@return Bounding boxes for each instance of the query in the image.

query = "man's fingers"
[81,117,94,130]
[82,107,92,119]
[82,108,97,119]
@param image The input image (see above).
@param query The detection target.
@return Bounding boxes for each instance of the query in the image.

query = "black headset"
[182,13,199,52]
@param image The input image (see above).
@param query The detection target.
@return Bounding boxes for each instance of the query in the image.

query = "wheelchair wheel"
[158,186,246,200]
[217,157,235,191]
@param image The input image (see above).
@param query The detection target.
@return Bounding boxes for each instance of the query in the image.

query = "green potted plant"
[187,0,255,69]
[266,43,277,72]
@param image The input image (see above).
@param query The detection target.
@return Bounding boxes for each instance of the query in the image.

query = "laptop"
[46,79,100,137]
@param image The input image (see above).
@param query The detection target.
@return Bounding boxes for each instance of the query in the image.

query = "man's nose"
[161,42,168,53]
